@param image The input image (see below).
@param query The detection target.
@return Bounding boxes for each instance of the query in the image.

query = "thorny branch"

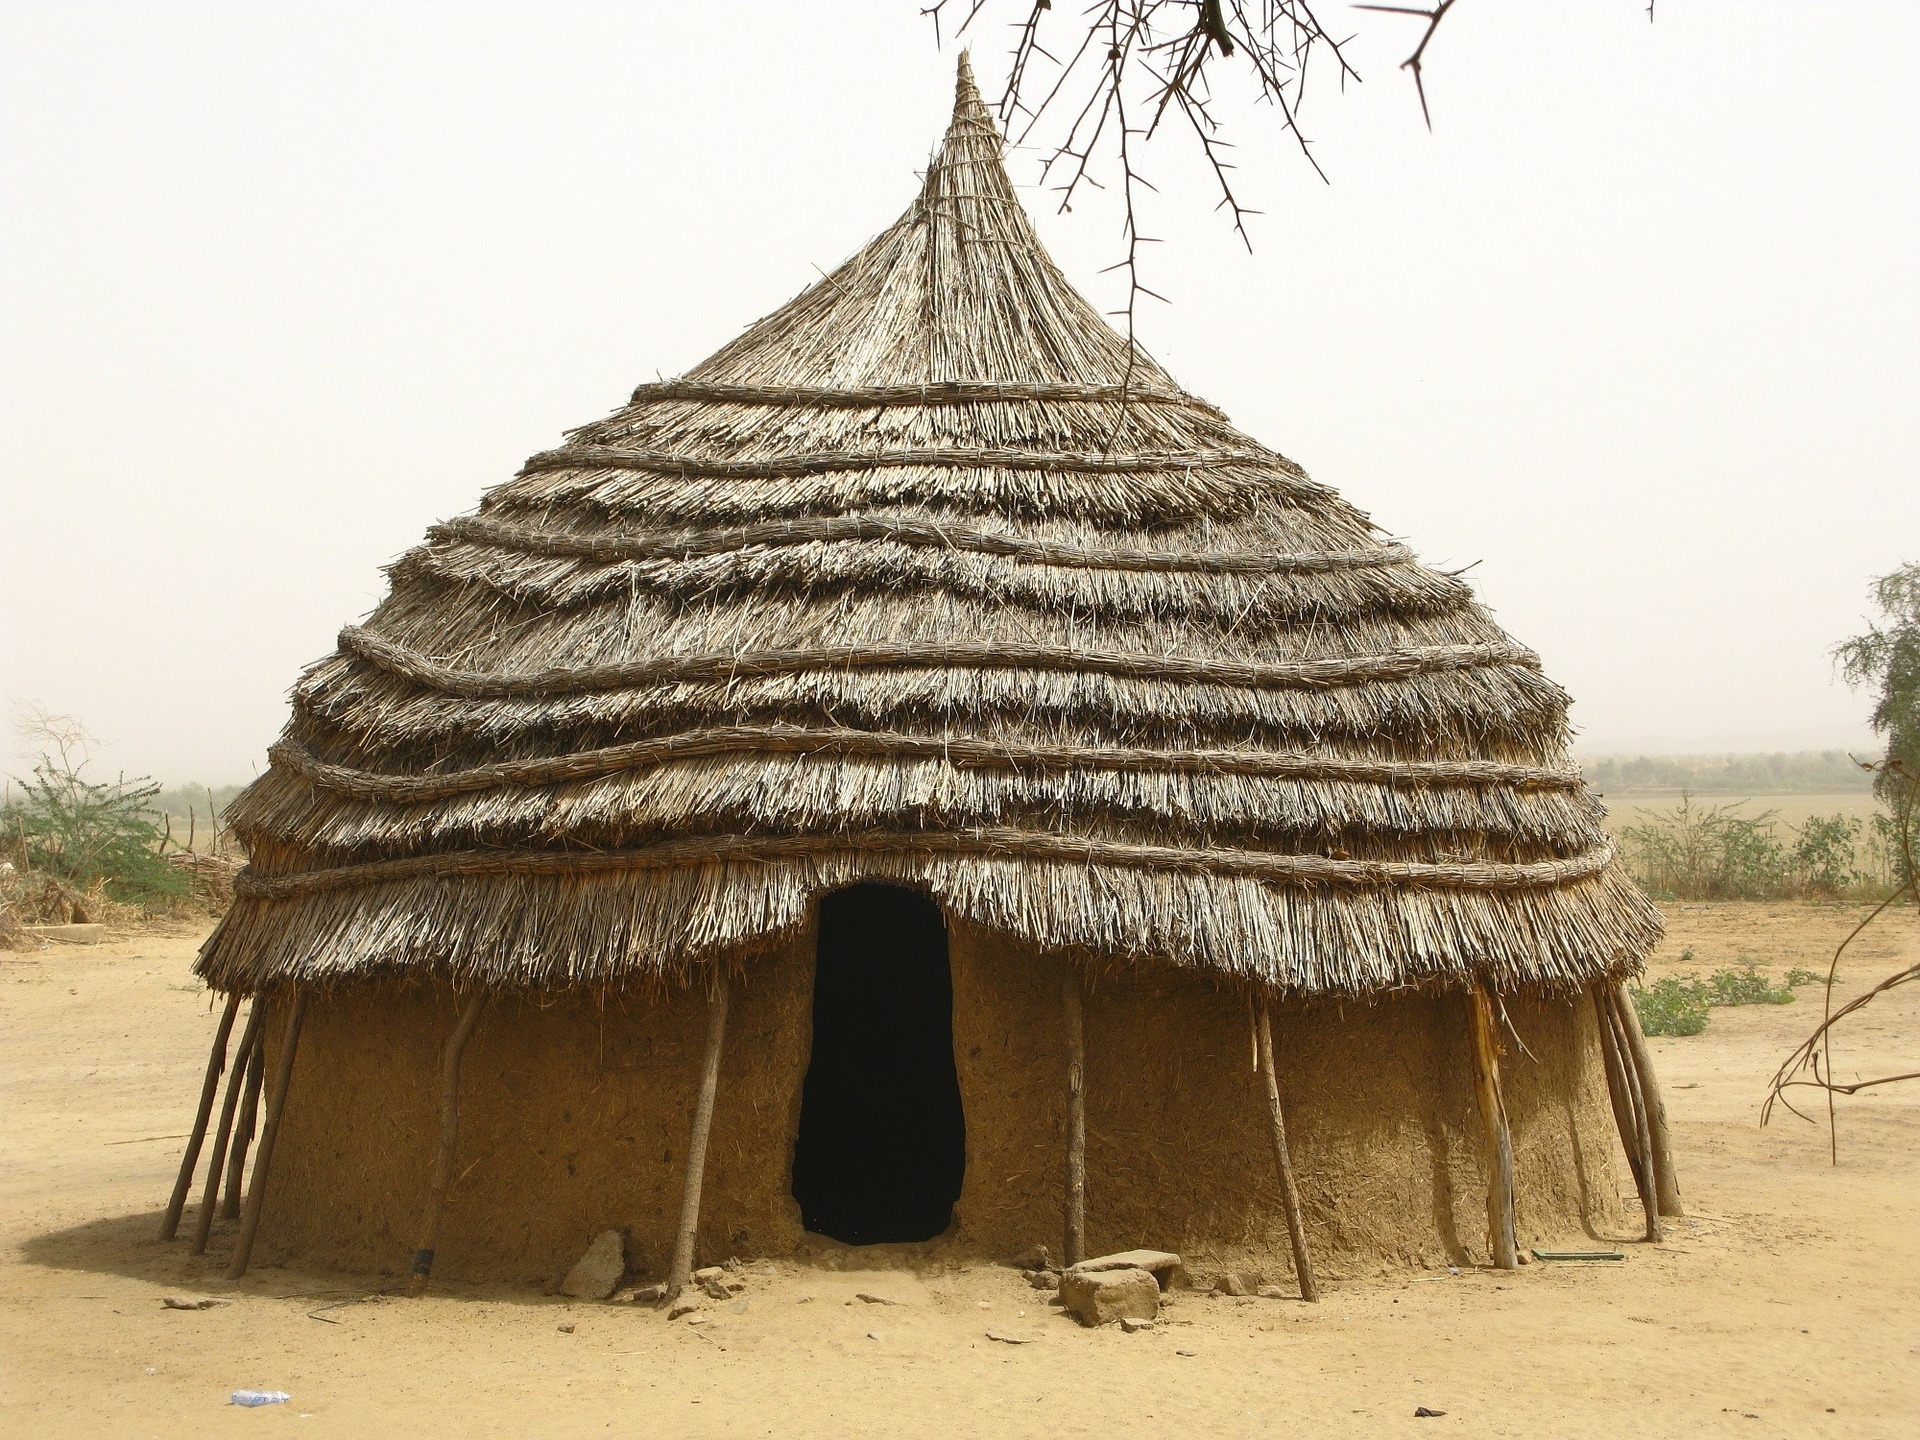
[926,1,1361,349]
[1761,758,1918,1162]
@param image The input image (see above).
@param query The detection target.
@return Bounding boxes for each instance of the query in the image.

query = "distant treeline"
[1578,751,1877,795]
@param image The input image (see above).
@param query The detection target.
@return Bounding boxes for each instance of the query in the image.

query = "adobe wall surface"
[254,916,1626,1287]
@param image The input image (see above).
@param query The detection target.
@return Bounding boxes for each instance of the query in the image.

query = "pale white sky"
[2,1,1916,784]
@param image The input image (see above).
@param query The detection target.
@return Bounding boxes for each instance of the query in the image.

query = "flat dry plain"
[2,904,1914,1439]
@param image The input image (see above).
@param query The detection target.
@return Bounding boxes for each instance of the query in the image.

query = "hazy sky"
[2,1,1916,784]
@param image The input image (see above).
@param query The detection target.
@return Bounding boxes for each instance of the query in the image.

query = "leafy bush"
[1785,967,1829,988]
[3,760,188,906]
[1631,977,1710,1037]
[1630,964,1796,1037]
[1619,793,1892,900]
[1704,964,1795,1007]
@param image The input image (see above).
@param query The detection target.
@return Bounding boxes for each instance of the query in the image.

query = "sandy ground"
[1,905,1915,1439]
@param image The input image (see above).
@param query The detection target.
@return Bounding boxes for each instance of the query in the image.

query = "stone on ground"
[1061,1266,1160,1327]
[559,1230,627,1301]
[1071,1250,1182,1288]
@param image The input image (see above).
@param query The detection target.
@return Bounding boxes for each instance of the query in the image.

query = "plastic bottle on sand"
[230,1390,291,1407]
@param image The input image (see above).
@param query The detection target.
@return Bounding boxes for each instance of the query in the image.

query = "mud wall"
[253,909,1625,1287]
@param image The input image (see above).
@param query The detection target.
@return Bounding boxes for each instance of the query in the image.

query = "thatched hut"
[163,58,1677,1297]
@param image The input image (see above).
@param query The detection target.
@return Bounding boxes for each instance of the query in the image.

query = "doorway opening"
[791,884,966,1244]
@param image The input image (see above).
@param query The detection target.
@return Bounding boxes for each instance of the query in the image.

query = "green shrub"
[1704,964,1794,1007]
[1631,977,1710,1037]
[2,760,187,906]
[1784,967,1828,988]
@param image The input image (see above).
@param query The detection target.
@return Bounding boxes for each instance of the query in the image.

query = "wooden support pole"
[407,988,491,1297]
[1601,988,1661,1242]
[1591,984,1646,1206]
[1466,982,1519,1270]
[159,992,242,1241]
[190,1001,264,1255]
[222,1038,266,1221]
[1612,981,1682,1218]
[1062,965,1086,1269]
[1254,996,1318,1301]
[227,989,308,1280]
[666,973,730,1299]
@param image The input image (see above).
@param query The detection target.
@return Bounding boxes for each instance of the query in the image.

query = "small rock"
[556,1322,575,1334]
[975,1301,992,1310]
[160,1296,229,1311]
[1176,1349,1197,1357]
[1515,1251,1530,1265]
[986,1329,1041,1344]
[1070,1249,1181,1284]
[700,1277,731,1301]
[1415,1407,1447,1418]
[667,1295,702,1321]
[560,1230,627,1301]
[685,1314,709,1327]
[1011,1244,1052,1272]
[854,1292,898,1306]
[692,1266,726,1284]
[1022,1270,1060,1291]
[629,1282,668,1306]
[1214,1273,1248,1297]
[1060,1266,1159,1327]
[1256,1285,1288,1300]
[1119,1317,1154,1333]
[866,1330,882,1341]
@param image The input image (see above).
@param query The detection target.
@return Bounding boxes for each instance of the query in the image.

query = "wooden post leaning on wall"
[191,1000,265,1255]
[222,1038,266,1221]
[227,987,309,1280]
[159,991,242,1241]
[1599,986,1661,1242]
[1253,994,1319,1301]
[1062,964,1087,1269]
[406,987,491,1297]
[1591,983,1646,1205]
[1612,981,1682,1218]
[666,972,731,1301]
[1466,982,1519,1270]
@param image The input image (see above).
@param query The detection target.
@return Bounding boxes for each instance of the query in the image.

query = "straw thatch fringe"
[231,748,1606,862]
[520,444,1284,481]
[267,726,1583,802]
[426,512,1411,576]
[193,56,1662,997]
[197,851,1660,996]
[622,379,1225,413]
[335,627,1538,701]
[234,828,1617,900]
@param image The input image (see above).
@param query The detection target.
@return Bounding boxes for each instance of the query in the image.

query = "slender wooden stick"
[190,1001,264,1255]
[1592,984,1646,1205]
[1466,983,1519,1270]
[1062,965,1086,1268]
[666,973,730,1299]
[1611,981,1682,1218]
[159,992,241,1241]
[1254,996,1318,1301]
[1603,989,1661,1242]
[407,988,491,1297]
[222,1038,266,1221]
[227,989,308,1280]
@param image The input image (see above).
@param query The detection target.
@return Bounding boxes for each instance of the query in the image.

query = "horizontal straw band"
[624,379,1225,415]
[431,513,1417,577]
[518,444,1278,480]
[336,628,1541,701]
[269,726,1585,804]
[235,828,1616,900]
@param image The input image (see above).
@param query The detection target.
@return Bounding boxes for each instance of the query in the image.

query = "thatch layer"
[200,57,1661,996]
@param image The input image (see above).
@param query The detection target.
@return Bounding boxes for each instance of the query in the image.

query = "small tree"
[1836,562,1919,888]
[2,706,186,907]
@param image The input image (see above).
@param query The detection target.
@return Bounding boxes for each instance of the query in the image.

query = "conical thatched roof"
[201,57,1660,997]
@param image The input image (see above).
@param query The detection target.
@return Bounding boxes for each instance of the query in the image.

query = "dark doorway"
[791,884,966,1244]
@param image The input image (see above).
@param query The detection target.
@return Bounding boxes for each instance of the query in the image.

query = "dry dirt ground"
[2,904,1915,1439]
